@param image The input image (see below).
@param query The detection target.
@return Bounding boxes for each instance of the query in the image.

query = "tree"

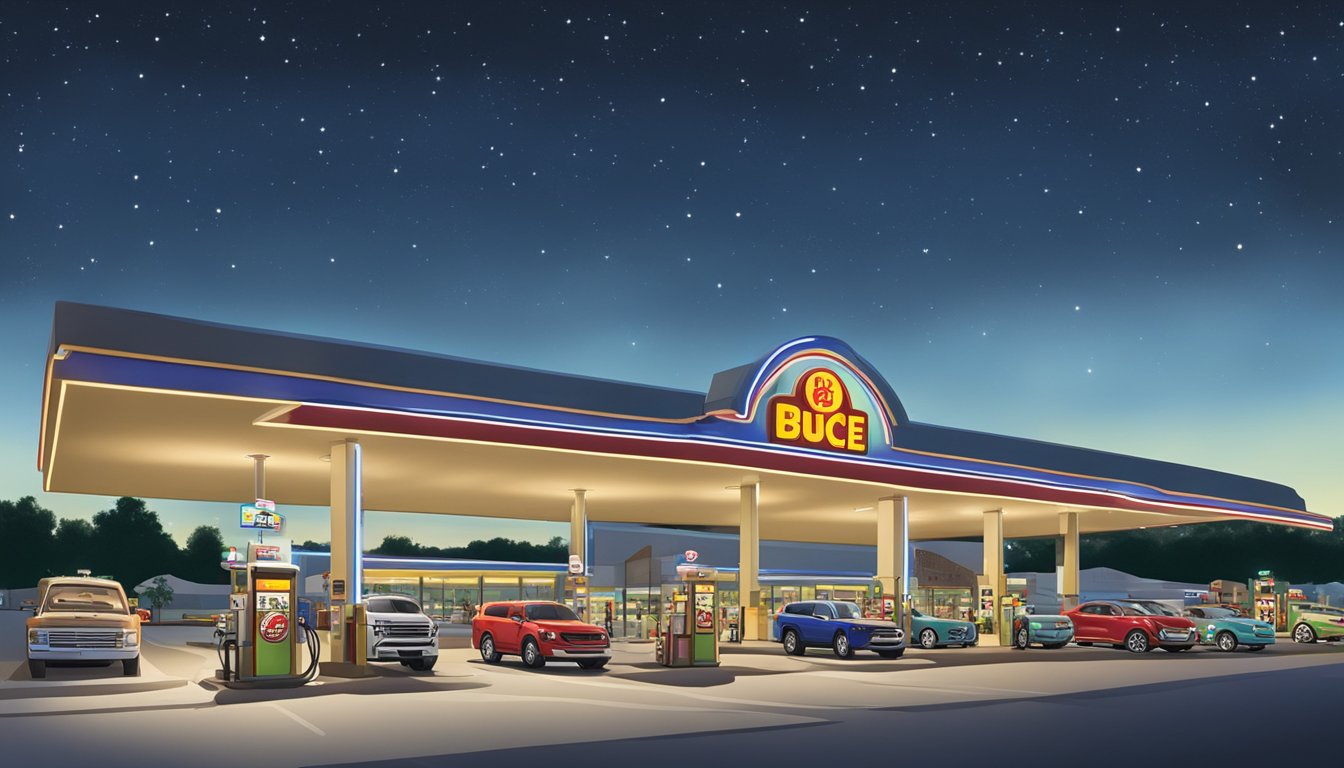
[139,575,175,621]
[183,525,227,584]
[298,540,330,552]
[53,518,95,577]
[90,497,181,593]
[0,496,57,588]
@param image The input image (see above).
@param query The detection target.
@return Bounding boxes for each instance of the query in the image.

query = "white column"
[876,495,909,633]
[1057,511,1081,609]
[569,489,588,571]
[329,439,363,664]
[982,508,1004,645]
[738,481,761,640]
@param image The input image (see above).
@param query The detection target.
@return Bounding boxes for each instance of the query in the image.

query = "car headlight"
[28,629,47,645]
[540,630,556,641]
[123,630,139,647]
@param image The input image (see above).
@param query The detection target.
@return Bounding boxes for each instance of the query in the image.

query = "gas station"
[35,302,1332,678]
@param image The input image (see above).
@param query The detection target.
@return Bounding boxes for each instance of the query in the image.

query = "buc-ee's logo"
[259,611,290,643]
[768,368,868,454]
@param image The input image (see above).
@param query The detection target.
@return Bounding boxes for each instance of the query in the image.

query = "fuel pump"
[659,565,724,667]
[215,541,320,688]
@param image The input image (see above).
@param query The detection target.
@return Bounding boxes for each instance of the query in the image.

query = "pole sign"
[241,501,283,531]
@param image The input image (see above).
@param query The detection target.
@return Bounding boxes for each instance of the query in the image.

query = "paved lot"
[2,610,1342,766]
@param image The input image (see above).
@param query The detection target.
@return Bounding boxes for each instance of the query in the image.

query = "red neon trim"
[274,404,1327,529]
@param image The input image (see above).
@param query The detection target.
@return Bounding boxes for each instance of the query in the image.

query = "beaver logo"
[768,368,868,454]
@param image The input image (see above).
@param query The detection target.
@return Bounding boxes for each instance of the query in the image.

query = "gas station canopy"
[38,302,1330,544]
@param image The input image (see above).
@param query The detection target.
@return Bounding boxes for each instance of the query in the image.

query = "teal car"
[910,609,977,648]
[1184,605,1274,652]
[1290,604,1344,643]
[1011,610,1074,649]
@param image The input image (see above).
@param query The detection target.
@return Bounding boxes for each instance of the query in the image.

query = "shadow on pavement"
[208,675,489,705]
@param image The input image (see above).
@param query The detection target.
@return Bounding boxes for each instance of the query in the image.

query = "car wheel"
[782,629,805,656]
[1014,627,1030,650]
[521,637,546,668]
[122,656,140,676]
[577,658,607,670]
[832,631,854,659]
[408,657,436,671]
[876,649,904,659]
[1293,623,1317,644]
[28,659,46,679]
[919,628,938,649]
[479,633,502,663]
[1124,630,1150,653]
[1215,631,1238,652]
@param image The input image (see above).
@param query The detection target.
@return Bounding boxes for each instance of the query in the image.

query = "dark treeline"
[0,496,228,592]
[1004,517,1344,584]
[369,534,568,563]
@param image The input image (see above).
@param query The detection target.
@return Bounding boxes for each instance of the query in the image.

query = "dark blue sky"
[2,3,1341,547]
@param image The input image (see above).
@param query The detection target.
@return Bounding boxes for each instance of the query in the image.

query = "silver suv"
[363,595,439,671]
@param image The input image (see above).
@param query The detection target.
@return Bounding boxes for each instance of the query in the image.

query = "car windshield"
[1113,601,1155,616]
[43,584,127,614]
[910,608,924,618]
[1198,607,1236,619]
[526,603,580,622]
[832,602,861,619]
[366,597,423,614]
[1308,605,1344,616]
[1139,602,1180,616]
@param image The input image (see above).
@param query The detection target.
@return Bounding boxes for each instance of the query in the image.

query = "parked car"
[774,600,906,659]
[1183,605,1274,651]
[1290,604,1344,644]
[472,601,610,669]
[1011,609,1074,649]
[910,608,977,648]
[1064,599,1197,653]
[363,595,439,671]
[26,577,141,678]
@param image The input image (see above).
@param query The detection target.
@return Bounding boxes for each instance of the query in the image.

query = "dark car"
[773,600,906,659]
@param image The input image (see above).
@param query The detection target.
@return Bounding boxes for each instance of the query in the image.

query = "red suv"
[471,601,611,669]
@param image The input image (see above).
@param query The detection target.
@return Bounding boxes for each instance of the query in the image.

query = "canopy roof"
[38,302,1329,545]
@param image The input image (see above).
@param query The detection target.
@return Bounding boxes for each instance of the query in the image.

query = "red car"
[1064,599,1198,653]
[471,601,611,669]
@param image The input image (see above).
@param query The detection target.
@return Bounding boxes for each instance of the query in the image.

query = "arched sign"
[767,367,868,454]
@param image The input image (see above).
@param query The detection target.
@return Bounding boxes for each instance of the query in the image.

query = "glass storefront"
[912,587,974,622]
[364,572,563,624]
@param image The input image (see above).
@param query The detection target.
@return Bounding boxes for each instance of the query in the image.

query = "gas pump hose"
[214,619,322,688]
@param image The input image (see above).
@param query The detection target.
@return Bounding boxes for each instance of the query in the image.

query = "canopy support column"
[328,438,364,666]
[876,495,909,636]
[738,480,761,640]
[1057,511,1081,610]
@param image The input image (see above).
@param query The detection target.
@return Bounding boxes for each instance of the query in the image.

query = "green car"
[910,608,977,649]
[1290,604,1344,643]
[1184,605,1274,651]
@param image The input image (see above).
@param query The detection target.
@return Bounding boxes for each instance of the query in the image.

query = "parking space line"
[267,702,325,736]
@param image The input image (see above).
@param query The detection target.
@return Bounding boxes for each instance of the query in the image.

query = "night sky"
[2,3,1341,549]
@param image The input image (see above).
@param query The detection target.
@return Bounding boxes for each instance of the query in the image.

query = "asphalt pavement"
[2,610,1340,767]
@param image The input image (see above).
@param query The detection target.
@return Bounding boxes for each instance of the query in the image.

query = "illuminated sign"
[684,550,698,563]
[253,545,283,562]
[241,503,284,531]
[768,367,868,454]
[255,578,291,591]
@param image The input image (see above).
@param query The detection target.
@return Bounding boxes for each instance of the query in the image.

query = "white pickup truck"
[26,577,141,678]
[363,595,439,671]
